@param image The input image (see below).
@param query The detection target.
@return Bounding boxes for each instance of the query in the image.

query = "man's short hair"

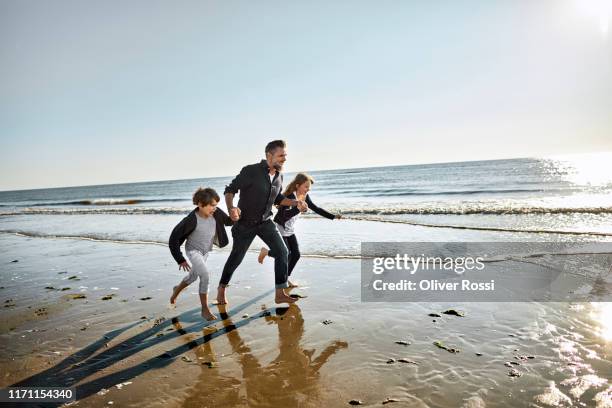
[265,140,286,154]
[192,187,220,206]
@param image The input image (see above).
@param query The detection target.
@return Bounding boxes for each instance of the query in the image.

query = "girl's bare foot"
[258,248,268,264]
[171,282,189,305]
[170,286,179,305]
[288,280,298,288]
[216,286,228,305]
[201,308,217,321]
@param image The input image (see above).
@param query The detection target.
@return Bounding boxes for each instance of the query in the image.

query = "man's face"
[267,147,287,171]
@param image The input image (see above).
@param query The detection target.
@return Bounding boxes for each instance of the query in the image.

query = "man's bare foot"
[275,290,297,304]
[170,286,179,305]
[258,248,268,264]
[216,304,229,320]
[201,308,217,321]
[287,280,298,288]
[216,287,228,305]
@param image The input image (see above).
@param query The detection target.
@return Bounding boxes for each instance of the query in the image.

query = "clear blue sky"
[1,0,611,190]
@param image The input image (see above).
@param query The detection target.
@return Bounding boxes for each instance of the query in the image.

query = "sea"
[1,153,612,259]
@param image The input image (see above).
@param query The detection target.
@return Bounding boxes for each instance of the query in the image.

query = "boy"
[169,187,233,320]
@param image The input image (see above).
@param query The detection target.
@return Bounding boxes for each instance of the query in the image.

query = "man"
[217,140,307,304]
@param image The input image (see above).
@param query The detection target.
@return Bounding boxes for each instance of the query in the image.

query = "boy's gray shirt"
[185,213,216,255]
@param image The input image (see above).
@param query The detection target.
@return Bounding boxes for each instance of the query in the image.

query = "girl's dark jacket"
[273,192,336,227]
[169,208,233,265]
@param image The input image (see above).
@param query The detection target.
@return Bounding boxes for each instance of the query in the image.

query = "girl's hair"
[193,187,220,206]
[283,173,314,196]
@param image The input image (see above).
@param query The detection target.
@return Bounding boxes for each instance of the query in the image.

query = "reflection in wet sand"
[172,317,243,407]
[175,305,348,408]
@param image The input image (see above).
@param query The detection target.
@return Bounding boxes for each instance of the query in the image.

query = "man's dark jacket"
[168,208,233,264]
[224,160,286,223]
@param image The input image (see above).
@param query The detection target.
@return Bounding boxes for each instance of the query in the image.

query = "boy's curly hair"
[192,187,220,206]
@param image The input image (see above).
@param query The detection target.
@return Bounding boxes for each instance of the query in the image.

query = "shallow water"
[1,234,610,407]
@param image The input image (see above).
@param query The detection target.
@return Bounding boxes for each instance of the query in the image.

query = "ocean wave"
[339,206,612,215]
[345,215,612,237]
[0,207,192,216]
[0,198,185,207]
[0,230,168,246]
[1,207,611,237]
[332,187,552,197]
[1,205,612,217]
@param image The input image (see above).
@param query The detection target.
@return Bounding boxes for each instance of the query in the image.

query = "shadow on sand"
[9,290,276,407]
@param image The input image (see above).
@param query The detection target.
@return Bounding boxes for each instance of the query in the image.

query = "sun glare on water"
[574,0,612,36]
[591,302,612,341]
[545,152,612,187]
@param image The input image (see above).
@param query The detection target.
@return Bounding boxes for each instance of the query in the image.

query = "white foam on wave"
[2,208,611,237]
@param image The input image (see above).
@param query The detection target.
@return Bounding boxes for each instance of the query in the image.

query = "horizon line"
[1,151,610,194]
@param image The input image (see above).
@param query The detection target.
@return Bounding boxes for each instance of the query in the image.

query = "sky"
[1,0,611,191]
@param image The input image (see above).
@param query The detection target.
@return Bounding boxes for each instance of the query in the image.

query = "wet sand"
[1,233,611,407]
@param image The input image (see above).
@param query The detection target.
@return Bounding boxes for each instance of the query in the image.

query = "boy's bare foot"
[201,308,218,321]
[258,248,268,264]
[275,289,297,304]
[216,286,228,305]
[287,280,298,288]
[170,286,179,305]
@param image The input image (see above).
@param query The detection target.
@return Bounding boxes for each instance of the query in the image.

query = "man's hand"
[225,193,240,221]
[335,214,343,219]
[179,261,191,272]
[297,200,308,213]
[229,207,241,221]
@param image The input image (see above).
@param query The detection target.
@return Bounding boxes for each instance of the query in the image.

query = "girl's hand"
[297,200,308,212]
[179,261,191,272]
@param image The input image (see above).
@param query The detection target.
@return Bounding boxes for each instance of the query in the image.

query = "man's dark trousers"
[219,219,289,288]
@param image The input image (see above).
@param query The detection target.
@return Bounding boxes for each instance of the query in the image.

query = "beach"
[1,157,612,407]
[1,223,611,407]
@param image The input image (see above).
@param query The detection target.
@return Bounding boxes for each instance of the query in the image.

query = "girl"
[258,173,341,287]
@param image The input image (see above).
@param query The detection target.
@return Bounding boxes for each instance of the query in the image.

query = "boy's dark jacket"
[169,208,233,264]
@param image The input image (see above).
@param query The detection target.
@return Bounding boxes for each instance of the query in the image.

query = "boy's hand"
[229,207,241,221]
[179,261,191,271]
